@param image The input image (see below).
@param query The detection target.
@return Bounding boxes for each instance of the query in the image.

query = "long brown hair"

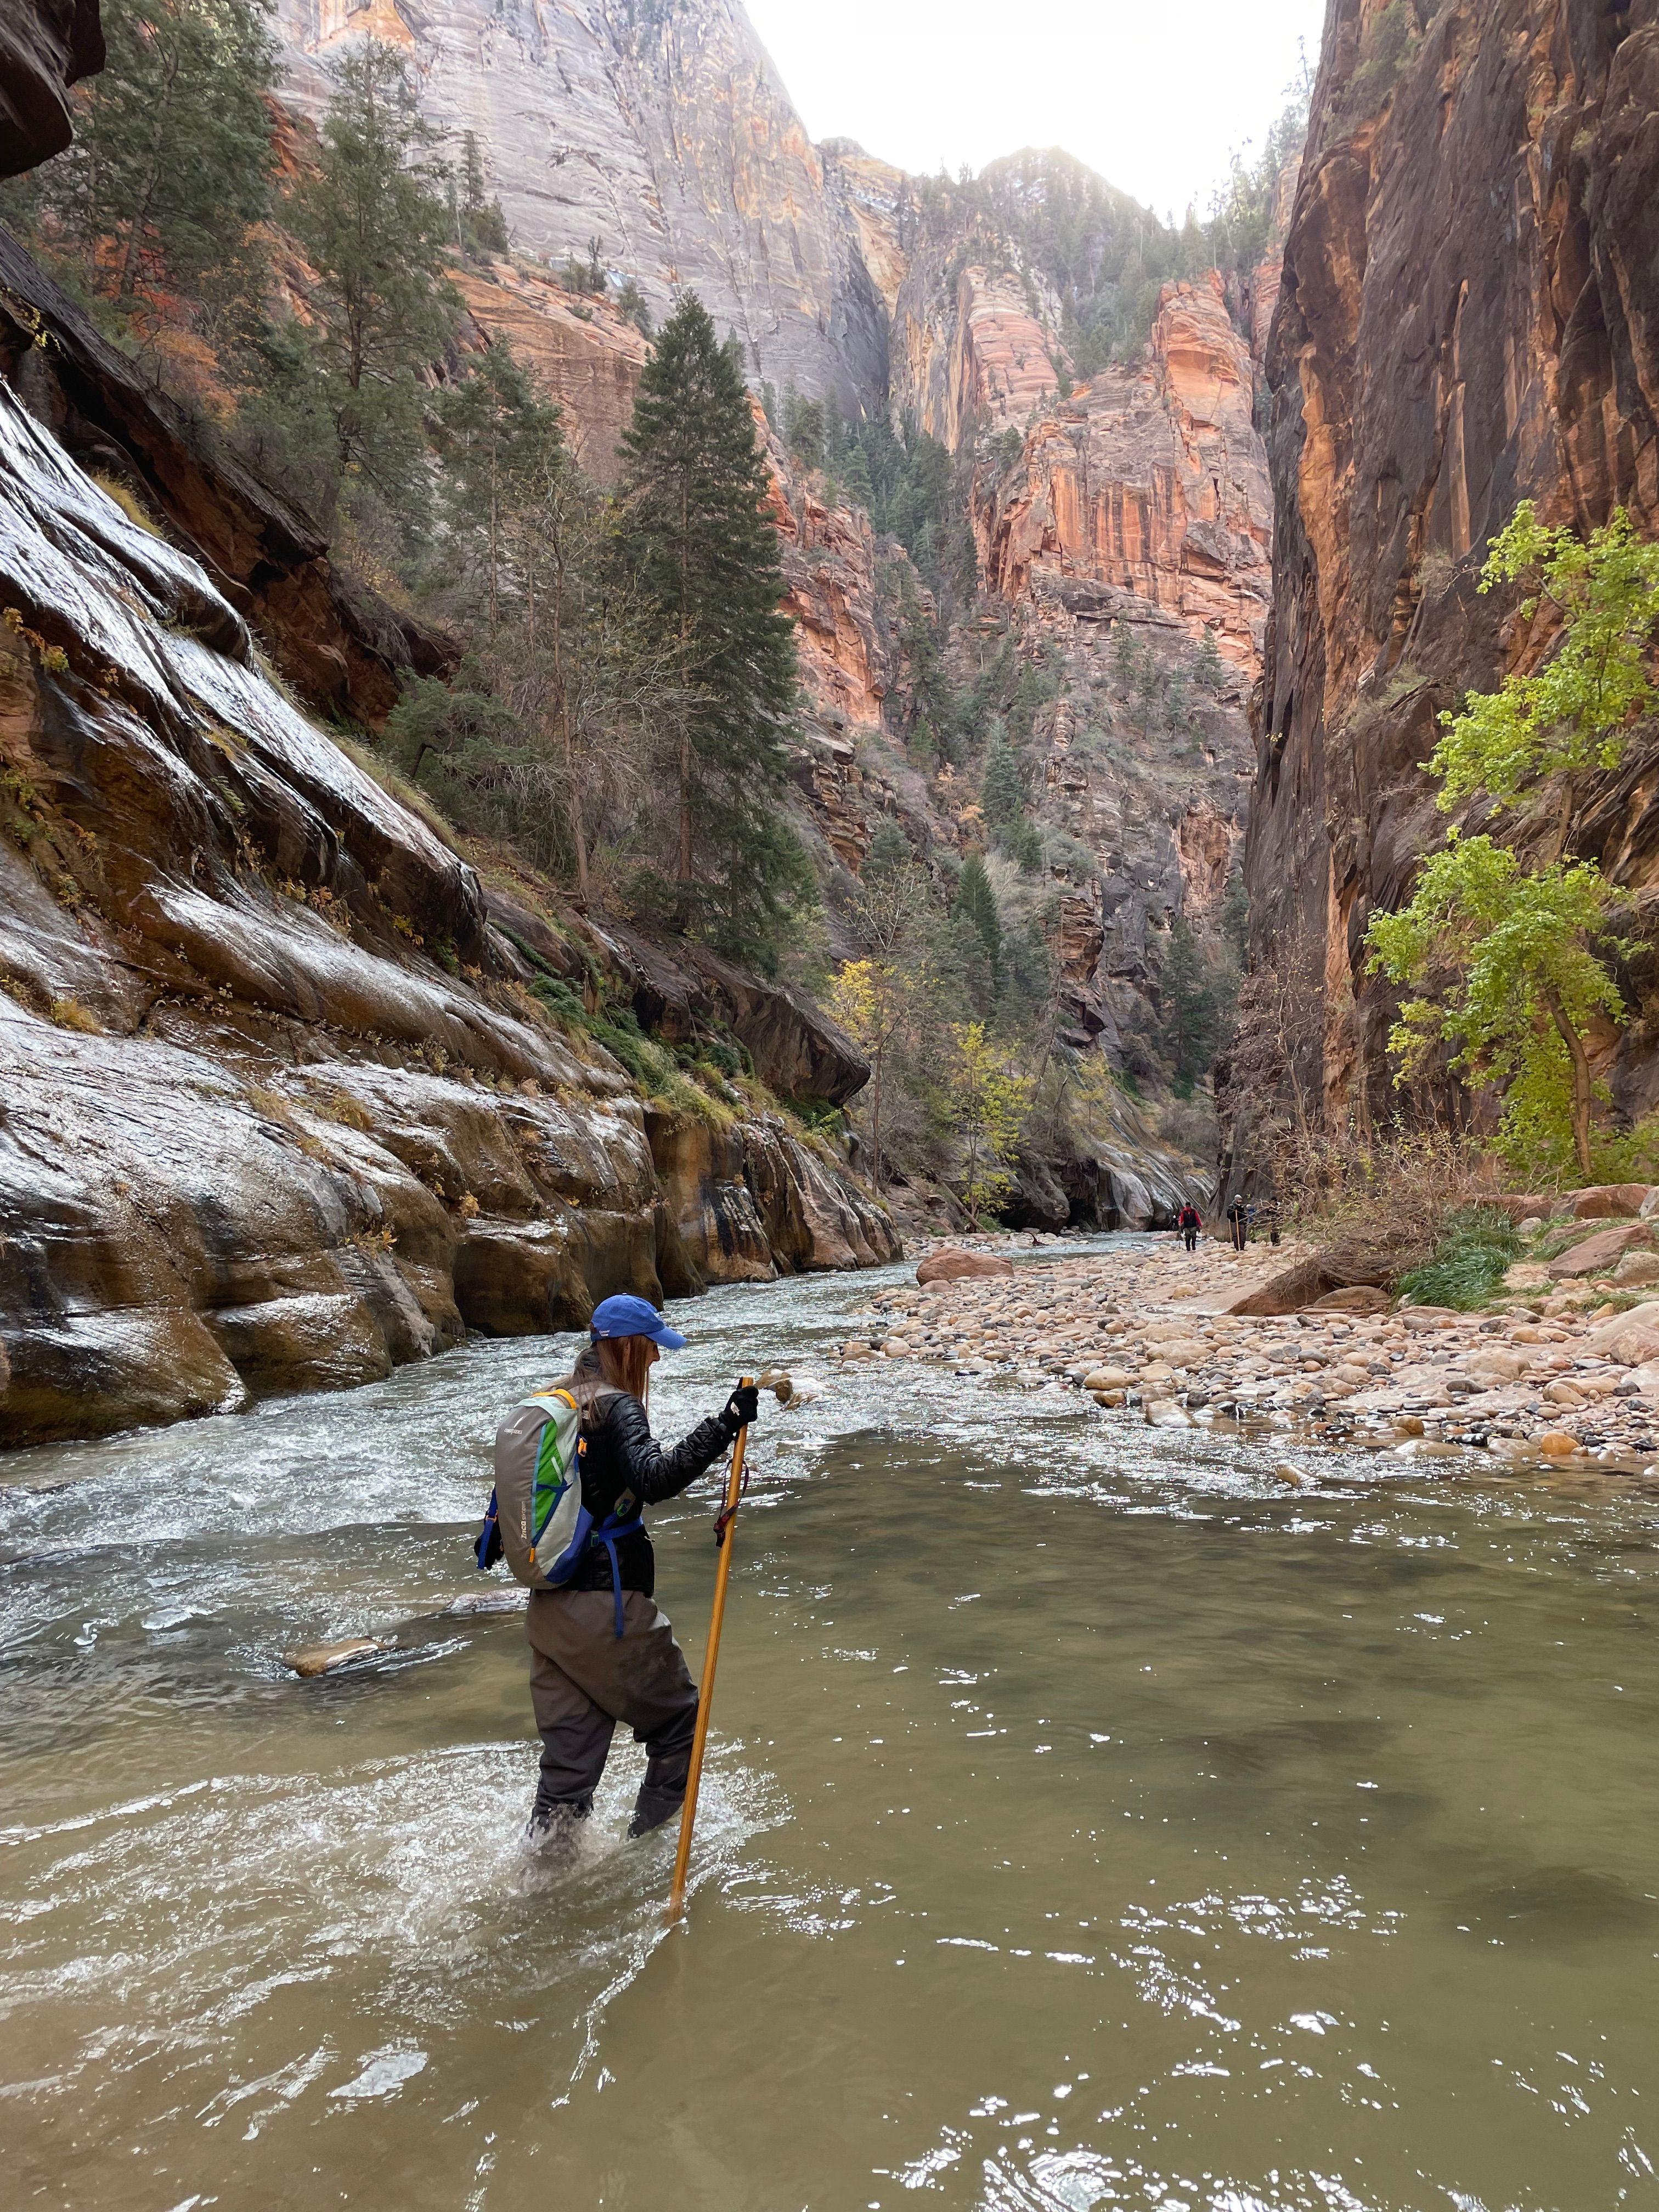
[568,1334,654,1415]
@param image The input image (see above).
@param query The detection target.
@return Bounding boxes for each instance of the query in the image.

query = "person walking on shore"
[487,1294,759,1852]
[1226,1194,1250,1252]
[1176,1201,1202,1253]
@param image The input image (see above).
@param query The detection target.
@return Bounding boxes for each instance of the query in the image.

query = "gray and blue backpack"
[474,1385,642,1633]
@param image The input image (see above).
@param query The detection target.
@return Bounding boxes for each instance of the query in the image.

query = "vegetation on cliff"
[1366,505,1659,1181]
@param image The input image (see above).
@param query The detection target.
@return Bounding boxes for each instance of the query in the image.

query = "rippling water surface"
[3,1239,1657,2210]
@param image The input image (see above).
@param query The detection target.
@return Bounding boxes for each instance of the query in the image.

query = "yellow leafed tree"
[947,1022,1034,1226]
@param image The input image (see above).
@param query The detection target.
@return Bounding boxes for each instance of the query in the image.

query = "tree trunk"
[1544,987,1595,1178]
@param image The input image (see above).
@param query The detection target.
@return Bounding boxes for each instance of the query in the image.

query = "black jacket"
[568,1389,736,1599]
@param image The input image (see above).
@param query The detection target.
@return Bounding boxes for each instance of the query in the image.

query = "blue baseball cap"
[589,1293,687,1350]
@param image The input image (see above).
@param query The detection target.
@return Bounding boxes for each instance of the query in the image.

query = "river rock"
[1490,1193,1563,1223]
[1570,1183,1654,1219]
[1581,1308,1659,1365]
[1549,1224,1658,1278]
[1612,1251,1659,1286]
[916,1248,1016,1285]
[283,1638,392,1677]
[1537,1431,1582,1458]
[1309,1286,1390,1314]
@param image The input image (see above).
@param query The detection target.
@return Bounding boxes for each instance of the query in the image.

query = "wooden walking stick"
[668,1376,753,1921]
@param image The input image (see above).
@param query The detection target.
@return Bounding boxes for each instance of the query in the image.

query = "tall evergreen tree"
[31,0,278,309]
[955,855,1003,983]
[1163,918,1222,1090]
[288,40,458,523]
[613,293,806,963]
[436,343,565,633]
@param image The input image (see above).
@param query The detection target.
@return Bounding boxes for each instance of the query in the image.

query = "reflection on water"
[3,1242,1657,2210]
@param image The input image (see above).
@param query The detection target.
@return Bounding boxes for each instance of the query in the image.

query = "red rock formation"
[454,261,649,486]
[978,275,1273,667]
[896,259,1068,452]
[771,471,893,735]
[1236,0,1659,1160]
[0,0,102,179]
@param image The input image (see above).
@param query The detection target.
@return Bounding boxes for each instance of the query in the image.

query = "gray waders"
[526,1587,699,1842]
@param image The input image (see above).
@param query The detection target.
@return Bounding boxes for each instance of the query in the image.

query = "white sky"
[742,0,1327,223]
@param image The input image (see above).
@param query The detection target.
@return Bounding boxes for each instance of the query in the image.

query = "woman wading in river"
[523,1295,758,1849]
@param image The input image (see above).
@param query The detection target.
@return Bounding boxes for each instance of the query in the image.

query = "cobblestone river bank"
[839,1232,1659,1478]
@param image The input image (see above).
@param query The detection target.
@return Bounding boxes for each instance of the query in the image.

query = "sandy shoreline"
[832,1234,1659,1478]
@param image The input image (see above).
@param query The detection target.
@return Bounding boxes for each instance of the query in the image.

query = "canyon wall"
[975,275,1273,668]
[274,0,889,414]
[0,241,895,1451]
[1233,0,1659,1177]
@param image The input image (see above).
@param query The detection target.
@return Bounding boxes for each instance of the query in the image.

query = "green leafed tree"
[1429,503,1659,808]
[30,0,278,311]
[288,38,459,526]
[947,1022,1035,1226]
[1366,833,1626,1178]
[613,292,808,966]
[1365,501,1658,1175]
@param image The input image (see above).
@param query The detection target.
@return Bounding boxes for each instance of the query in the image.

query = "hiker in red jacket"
[1176,1201,1202,1253]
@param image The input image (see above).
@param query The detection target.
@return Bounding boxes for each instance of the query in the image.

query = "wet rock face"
[273,0,888,414]
[0,360,894,1448]
[0,232,453,727]
[1239,0,1659,1152]
[0,0,102,180]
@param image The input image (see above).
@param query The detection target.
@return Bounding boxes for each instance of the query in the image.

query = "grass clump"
[1397,1205,1521,1310]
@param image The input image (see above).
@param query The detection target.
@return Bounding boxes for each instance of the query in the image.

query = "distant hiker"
[477,1293,759,1854]
[1257,1199,1282,1247]
[1226,1194,1249,1252]
[1176,1201,1202,1253]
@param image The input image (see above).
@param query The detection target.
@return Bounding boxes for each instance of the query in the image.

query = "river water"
[2,1239,1656,2211]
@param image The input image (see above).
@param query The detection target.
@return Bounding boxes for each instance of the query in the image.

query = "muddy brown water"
[2,1240,1656,2210]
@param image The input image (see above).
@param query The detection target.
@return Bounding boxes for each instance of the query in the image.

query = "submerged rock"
[282,1638,393,1677]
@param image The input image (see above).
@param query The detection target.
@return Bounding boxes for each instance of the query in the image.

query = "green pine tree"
[613,292,808,964]
[1163,918,1222,1091]
[458,129,509,255]
[288,39,459,525]
[955,855,1003,985]
[436,343,565,633]
[981,732,1025,835]
[32,0,278,310]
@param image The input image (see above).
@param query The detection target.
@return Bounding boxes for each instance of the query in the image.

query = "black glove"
[721,1384,760,1435]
